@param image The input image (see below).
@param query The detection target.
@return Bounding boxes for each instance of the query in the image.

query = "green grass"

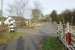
[0,32,24,45]
[42,37,65,50]
[9,32,23,39]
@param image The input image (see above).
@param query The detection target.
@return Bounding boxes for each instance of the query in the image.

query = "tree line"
[49,9,75,25]
[5,0,75,25]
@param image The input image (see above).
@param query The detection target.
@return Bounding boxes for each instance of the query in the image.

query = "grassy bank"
[0,32,24,45]
[42,37,65,50]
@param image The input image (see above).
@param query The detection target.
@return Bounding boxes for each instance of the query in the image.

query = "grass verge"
[42,37,65,50]
[0,32,24,45]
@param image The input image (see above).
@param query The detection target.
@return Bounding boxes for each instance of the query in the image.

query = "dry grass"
[0,32,23,45]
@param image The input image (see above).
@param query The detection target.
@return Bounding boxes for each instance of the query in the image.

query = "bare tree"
[7,0,28,16]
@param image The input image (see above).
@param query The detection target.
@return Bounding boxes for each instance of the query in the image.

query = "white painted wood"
[0,21,2,25]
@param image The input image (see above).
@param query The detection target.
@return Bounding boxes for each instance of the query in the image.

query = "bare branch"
[7,0,29,16]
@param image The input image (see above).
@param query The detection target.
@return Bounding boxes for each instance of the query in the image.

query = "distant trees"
[60,9,75,25]
[32,9,75,24]
[50,10,61,24]
[61,10,72,23]
[72,10,75,25]
[7,0,28,16]
[0,16,5,21]
[50,10,58,22]
[0,10,2,16]
[6,0,75,25]
[50,9,75,25]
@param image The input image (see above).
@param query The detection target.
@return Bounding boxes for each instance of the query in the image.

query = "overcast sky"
[0,0,75,18]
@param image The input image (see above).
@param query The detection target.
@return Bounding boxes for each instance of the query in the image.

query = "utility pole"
[1,0,3,16]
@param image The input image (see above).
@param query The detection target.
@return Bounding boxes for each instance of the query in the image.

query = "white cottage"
[4,16,16,32]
